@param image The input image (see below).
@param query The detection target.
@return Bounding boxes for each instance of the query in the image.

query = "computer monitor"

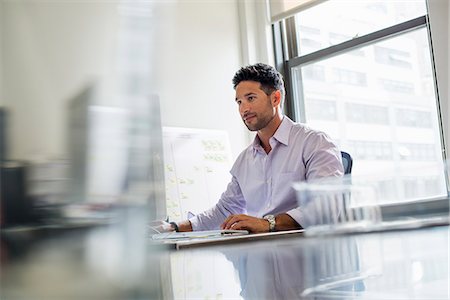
[67,84,166,221]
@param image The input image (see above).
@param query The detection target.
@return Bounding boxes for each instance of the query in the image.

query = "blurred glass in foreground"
[294,160,450,235]
[1,1,168,298]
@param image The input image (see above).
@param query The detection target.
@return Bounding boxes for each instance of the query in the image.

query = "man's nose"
[240,102,250,115]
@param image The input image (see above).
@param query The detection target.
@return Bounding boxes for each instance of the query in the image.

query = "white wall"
[1,1,249,161]
[153,1,248,157]
[2,2,119,160]
[428,0,450,157]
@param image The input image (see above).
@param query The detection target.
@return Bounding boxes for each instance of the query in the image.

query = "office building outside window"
[273,0,447,204]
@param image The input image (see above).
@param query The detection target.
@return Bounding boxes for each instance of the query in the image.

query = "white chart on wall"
[162,127,233,222]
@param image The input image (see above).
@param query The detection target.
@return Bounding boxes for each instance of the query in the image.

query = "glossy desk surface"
[1,224,449,299]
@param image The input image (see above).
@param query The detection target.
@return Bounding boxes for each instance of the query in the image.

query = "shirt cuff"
[189,216,201,231]
[286,207,303,228]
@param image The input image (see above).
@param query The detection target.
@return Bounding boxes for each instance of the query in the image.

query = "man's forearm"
[274,213,302,231]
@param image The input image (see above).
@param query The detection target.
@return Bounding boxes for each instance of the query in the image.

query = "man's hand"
[148,220,175,235]
[221,214,269,233]
[221,213,301,233]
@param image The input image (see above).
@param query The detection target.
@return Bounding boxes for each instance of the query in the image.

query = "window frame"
[272,8,450,211]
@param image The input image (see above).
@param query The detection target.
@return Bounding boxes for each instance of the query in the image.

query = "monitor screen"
[67,85,166,221]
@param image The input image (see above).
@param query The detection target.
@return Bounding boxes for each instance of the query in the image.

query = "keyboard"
[151,229,249,240]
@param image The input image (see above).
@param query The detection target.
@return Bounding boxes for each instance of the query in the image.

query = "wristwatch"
[263,215,276,232]
[169,221,179,232]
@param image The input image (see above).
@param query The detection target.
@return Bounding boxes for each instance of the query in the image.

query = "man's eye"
[248,96,255,101]
[236,100,242,105]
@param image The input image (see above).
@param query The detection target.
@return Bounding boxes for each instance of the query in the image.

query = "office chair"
[341,151,353,175]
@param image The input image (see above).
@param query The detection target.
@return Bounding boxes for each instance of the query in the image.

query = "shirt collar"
[251,116,293,155]
[272,116,293,146]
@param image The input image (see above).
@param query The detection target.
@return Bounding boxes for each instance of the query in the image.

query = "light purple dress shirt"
[189,117,344,230]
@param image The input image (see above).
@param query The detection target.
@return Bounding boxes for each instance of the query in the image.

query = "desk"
[1,224,449,299]
[153,229,305,250]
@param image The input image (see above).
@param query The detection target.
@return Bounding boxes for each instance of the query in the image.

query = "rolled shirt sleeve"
[189,176,247,231]
[286,131,344,227]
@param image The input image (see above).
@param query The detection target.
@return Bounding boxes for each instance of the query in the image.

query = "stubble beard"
[244,112,276,132]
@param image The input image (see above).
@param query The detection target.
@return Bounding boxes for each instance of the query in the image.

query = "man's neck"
[257,114,283,154]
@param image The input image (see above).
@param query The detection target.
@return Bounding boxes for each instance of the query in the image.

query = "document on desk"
[152,230,249,241]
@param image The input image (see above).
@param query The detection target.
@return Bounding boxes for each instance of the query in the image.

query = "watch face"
[264,215,276,231]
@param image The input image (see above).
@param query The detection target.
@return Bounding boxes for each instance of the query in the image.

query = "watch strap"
[264,215,276,232]
[169,221,179,232]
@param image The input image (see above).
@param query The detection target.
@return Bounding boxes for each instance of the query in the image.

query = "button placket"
[265,152,272,209]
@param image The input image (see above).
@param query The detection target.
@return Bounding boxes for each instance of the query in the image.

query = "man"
[170,63,343,233]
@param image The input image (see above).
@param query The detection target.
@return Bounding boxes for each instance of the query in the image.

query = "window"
[329,33,365,56]
[379,78,415,94]
[332,68,367,86]
[396,108,432,128]
[298,25,322,51]
[374,46,412,68]
[292,0,426,57]
[273,0,447,204]
[346,103,389,125]
[398,143,436,161]
[305,99,337,121]
[303,65,325,81]
[347,140,393,160]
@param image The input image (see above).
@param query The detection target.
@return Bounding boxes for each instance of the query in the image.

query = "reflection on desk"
[166,226,449,299]
[220,236,364,299]
[1,225,449,299]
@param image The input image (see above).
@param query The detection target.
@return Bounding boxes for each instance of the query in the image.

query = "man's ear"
[272,90,281,107]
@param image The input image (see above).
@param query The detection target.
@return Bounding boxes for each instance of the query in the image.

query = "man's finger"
[222,216,239,229]
[220,216,232,229]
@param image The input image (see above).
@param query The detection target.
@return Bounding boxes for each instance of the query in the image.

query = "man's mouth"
[243,114,256,122]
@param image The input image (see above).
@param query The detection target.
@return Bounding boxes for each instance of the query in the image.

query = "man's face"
[235,81,276,131]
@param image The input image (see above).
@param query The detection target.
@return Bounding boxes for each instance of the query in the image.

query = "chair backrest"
[341,151,353,175]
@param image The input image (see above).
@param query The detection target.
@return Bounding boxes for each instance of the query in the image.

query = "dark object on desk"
[1,162,33,226]
[341,151,353,175]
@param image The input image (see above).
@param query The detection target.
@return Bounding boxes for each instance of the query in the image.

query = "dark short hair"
[232,63,285,101]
